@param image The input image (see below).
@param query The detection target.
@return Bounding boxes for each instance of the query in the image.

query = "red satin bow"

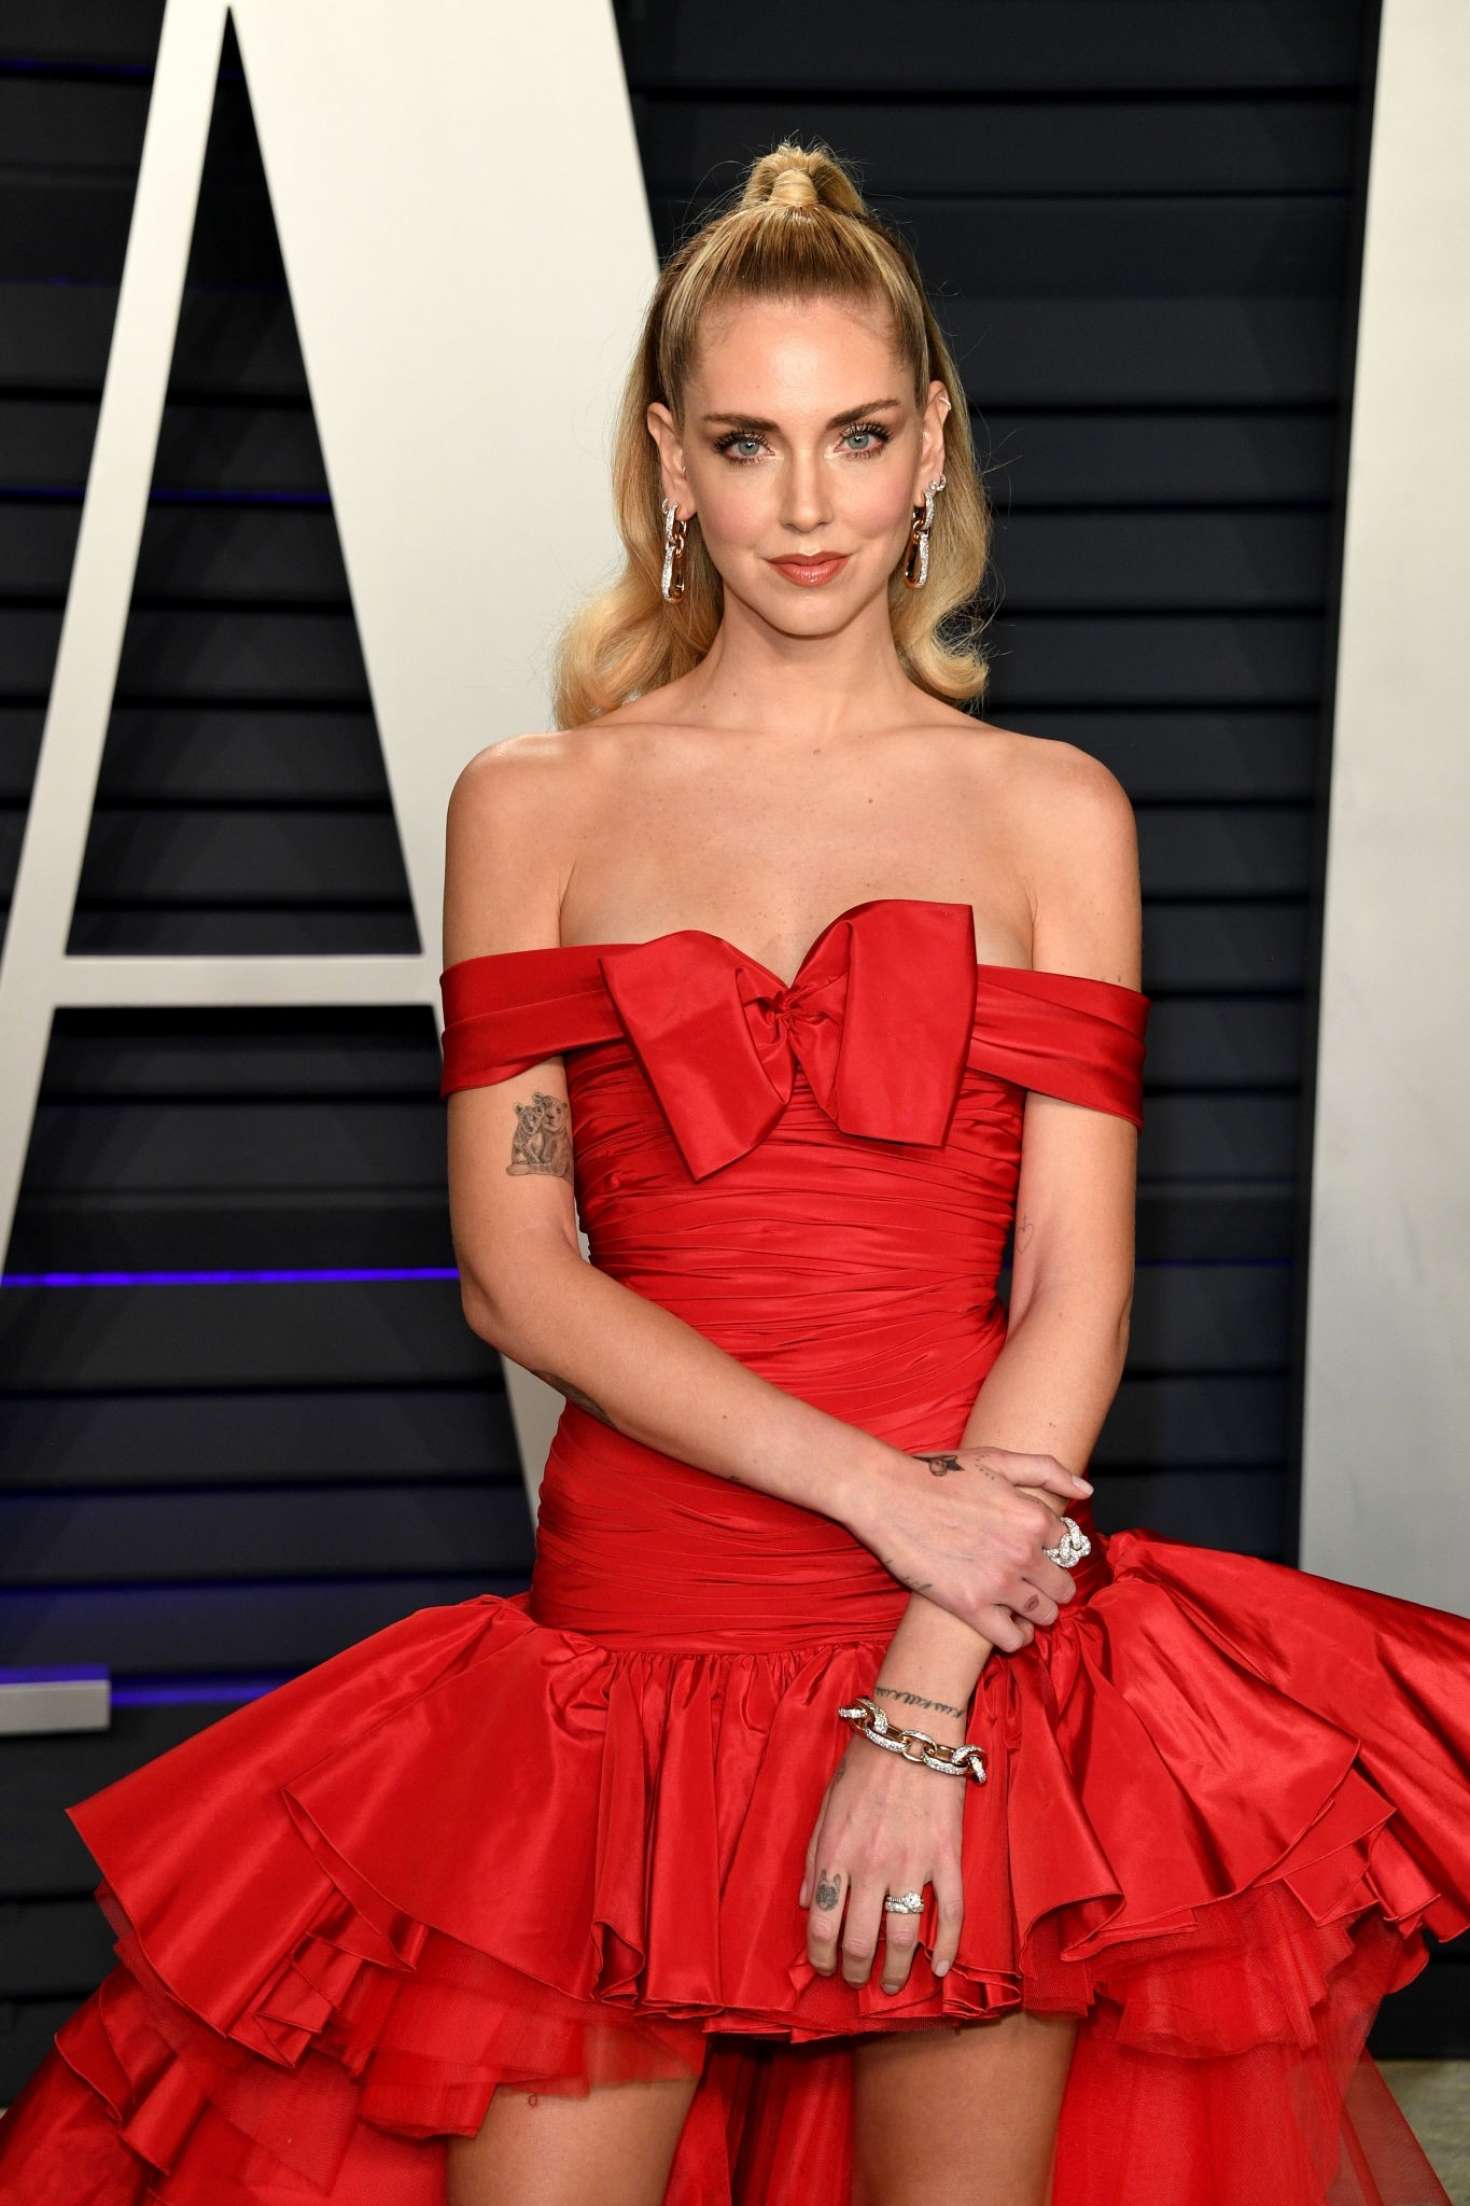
[600,899,979,1180]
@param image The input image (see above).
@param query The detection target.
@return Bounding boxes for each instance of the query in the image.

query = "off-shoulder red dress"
[1,897,1466,2205]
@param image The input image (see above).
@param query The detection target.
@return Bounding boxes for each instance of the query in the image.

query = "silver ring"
[882,1890,925,1915]
[1041,1513,1091,1570]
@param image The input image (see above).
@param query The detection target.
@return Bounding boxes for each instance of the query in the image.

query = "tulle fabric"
[2,902,1465,2204]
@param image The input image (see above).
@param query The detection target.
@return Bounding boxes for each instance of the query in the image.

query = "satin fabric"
[2,895,1465,2206]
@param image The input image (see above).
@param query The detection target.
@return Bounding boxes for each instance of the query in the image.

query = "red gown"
[2,895,1467,2206]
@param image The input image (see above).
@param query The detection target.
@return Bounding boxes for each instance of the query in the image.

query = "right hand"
[845,1442,1093,1651]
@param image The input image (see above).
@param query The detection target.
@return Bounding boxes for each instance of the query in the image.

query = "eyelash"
[712,421,894,465]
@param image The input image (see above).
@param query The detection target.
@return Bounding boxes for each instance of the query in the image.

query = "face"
[646,292,950,628]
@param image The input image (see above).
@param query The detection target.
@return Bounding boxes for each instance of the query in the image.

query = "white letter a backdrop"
[0,0,655,1502]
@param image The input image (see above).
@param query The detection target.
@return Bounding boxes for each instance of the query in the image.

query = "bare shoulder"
[982,724,1142,989]
[443,730,604,965]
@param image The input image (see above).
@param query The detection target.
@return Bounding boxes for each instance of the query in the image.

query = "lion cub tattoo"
[506,1091,573,1181]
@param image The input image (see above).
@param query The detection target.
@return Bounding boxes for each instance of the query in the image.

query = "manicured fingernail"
[1074,1478,1093,1491]
[935,1960,949,1977]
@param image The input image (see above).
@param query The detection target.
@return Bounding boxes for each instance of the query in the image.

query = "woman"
[1,139,1466,2206]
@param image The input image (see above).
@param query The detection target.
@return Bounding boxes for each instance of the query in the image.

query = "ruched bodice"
[436,897,1150,1649]
[440,895,1148,1471]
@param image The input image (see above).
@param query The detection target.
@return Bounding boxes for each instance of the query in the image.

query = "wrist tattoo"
[507,1092,573,1180]
[873,1681,966,1721]
[532,1371,615,1426]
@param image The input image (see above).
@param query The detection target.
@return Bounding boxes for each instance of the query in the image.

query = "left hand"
[798,1726,968,1994]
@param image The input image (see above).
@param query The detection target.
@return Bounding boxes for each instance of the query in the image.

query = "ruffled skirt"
[0,1524,1466,2205]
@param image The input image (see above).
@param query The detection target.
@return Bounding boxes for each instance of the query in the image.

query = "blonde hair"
[549,138,994,730]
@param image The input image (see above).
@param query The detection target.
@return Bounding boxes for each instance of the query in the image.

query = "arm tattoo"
[1014,1208,1035,1251]
[872,1681,966,1721]
[531,1370,616,1427]
[506,1091,573,1180]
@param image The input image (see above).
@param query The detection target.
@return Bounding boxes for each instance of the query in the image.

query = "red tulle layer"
[1,1528,1466,2205]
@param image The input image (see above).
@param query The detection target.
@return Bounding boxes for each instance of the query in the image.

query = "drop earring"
[660,496,690,602]
[902,474,946,590]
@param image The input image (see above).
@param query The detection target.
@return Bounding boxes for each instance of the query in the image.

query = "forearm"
[869,1292,1131,1737]
[465,1243,905,1529]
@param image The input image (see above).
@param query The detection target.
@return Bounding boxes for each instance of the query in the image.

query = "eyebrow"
[699,397,905,432]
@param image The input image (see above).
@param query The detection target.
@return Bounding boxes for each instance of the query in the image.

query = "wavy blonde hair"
[549,138,995,730]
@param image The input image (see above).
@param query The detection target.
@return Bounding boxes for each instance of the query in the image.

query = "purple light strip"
[0,1266,460,1288]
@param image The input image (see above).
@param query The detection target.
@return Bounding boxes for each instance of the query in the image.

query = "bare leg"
[853,2008,1080,2206]
[445,2072,704,2206]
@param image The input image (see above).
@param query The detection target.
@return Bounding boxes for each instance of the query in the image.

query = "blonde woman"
[3,140,1467,2206]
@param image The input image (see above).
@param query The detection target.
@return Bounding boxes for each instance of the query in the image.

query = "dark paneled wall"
[3,0,1456,2093]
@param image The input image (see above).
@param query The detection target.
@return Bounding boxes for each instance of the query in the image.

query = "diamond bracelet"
[836,1694,988,1783]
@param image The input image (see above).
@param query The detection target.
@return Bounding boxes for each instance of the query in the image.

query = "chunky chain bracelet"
[836,1693,988,1783]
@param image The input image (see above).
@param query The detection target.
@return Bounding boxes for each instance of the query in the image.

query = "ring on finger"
[882,1889,925,1914]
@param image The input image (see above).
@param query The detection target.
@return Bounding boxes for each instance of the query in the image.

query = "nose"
[781,447,833,538]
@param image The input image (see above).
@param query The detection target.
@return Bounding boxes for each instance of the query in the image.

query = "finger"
[1032,1456,1093,1500]
[930,1862,965,1980]
[842,1877,886,1987]
[880,1895,923,1994]
[807,1861,847,1974]
[1010,1577,1061,1626]
[1025,1504,1086,1601]
[798,1784,831,1908]
[982,1604,1035,1653]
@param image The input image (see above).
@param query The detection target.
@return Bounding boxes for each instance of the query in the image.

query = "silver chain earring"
[902,474,946,590]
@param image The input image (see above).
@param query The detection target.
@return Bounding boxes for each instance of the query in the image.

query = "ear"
[646,400,695,519]
[913,377,952,501]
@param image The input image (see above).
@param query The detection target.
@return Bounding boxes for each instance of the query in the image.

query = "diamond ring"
[1042,1513,1091,1569]
[882,1890,925,1915]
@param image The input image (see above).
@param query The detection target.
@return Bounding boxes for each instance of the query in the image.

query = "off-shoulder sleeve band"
[438,947,621,1098]
[970,965,1149,1131]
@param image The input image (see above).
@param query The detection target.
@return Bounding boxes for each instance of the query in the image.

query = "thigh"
[852,2007,1080,2206]
[446,2070,704,2206]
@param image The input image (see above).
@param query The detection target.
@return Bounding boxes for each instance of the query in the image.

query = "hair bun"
[738,140,869,220]
[769,166,819,210]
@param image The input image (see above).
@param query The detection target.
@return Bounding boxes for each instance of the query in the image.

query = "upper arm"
[1010,745,1143,1325]
[441,736,582,1324]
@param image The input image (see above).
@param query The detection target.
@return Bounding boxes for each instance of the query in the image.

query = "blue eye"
[715,433,766,463]
[843,423,893,456]
[711,421,895,465]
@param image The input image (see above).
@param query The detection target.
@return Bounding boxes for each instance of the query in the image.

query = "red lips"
[768,554,850,587]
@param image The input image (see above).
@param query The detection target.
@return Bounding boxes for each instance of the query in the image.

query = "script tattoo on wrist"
[873,1681,966,1721]
[507,1092,573,1180]
[531,1371,615,1426]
